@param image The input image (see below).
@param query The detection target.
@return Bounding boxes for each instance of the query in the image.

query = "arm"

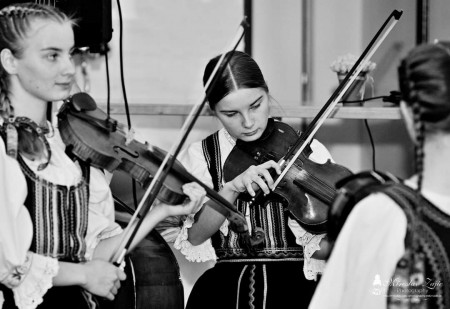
[187,160,281,245]
[93,182,206,261]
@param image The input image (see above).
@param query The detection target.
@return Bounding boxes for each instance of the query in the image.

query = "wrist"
[220,182,241,201]
[78,263,89,287]
[147,204,170,221]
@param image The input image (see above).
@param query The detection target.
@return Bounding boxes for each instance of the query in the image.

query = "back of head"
[0,3,72,119]
[203,51,269,110]
[398,42,450,132]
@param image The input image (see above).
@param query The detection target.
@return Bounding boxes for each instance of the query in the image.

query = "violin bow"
[110,19,250,265]
[271,9,403,190]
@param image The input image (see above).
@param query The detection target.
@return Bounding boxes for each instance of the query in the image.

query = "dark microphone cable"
[341,90,402,171]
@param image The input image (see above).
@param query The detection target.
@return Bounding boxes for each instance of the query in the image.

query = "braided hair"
[398,42,450,192]
[0,3,74,159]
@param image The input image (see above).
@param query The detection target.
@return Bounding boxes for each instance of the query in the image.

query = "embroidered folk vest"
[202,131,303,261]
[18,155,90,263]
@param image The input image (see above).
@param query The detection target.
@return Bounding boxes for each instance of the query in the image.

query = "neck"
[421,133,450,195]
[9,79,48,125]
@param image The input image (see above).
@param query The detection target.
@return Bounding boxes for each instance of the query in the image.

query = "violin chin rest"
[71,92,97,111]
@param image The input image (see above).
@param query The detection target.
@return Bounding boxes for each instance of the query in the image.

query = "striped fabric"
[18,155,89,263]
[202,132,304,261]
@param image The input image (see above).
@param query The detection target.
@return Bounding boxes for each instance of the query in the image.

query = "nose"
[62,54,76,77]
[241,112,254,129]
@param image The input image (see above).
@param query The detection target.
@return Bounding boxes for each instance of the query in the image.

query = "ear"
[0,48,18,75]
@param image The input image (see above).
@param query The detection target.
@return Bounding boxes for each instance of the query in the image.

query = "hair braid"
[0,3,73,161]
[411,99,425,194]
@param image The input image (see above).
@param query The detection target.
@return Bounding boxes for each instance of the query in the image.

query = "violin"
[57,92,251,235]
[223,118,352,234]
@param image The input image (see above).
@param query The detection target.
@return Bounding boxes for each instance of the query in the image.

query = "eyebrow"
[219,95,263,113]
[41,46,75,53]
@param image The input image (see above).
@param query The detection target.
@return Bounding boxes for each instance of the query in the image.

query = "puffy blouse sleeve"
[84,168,122,260]
[0,139,59,309]
[173,141,218,262]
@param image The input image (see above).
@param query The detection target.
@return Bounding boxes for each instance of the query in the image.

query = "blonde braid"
[0,3,74,161]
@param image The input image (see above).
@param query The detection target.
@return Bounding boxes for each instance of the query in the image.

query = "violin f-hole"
[114,145,140,158]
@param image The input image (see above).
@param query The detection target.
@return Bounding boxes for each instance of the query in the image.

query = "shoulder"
[179,138,207,168]
[351,192,407,225]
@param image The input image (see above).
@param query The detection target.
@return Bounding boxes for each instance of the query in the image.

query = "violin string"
[295,170,336,203]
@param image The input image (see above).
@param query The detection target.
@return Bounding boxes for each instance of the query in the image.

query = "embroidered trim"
[223,129,236,146]
[236,265,248,309]
[248,264,256,309]
[18,154,89,262]
[262,264,267,309]
[216,257,303,263]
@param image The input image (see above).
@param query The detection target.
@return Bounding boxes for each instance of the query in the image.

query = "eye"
[223,112,237,118]
[250,103,261,110]
[46,53,59,61]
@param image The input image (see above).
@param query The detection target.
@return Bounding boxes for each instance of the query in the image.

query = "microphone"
[382,90,402,105]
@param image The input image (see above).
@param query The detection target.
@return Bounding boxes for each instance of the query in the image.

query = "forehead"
[21,18,74,51]
[216,88,267,110]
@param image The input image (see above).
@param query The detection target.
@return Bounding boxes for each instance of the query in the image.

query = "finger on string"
[258,169,274,187]
[245,179,257,196]
[263,160,281,174]
[253,176,270,195]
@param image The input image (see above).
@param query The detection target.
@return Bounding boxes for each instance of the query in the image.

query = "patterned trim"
[202,131,223,191]
[236,265,248,309]
[248,264,256,309]
[262,264,267,309]
[418,222,450,308]
[18,155,89,262]
[201,131,304,260]
[422,202,450,228]
[383,184,450,308]
[216,257,304,263]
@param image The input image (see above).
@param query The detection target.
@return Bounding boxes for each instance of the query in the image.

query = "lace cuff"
[300,233,326,281]
[174,215,217,262]
[288,219,326,280]
[12,253,59,309]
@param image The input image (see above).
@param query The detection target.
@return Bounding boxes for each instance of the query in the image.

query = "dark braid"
[398,42,450,196]
[411,100,425,193]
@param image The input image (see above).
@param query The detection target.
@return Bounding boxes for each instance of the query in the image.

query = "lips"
[243,129,258,136]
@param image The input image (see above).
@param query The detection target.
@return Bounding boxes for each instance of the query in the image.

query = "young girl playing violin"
[309,42,450,309]
[0,3,206,308]
[173,51,334,308]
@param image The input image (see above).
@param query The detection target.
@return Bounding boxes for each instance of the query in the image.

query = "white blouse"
[0,126,121,309]
[309,177,450,309]
[174,128,334,280]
